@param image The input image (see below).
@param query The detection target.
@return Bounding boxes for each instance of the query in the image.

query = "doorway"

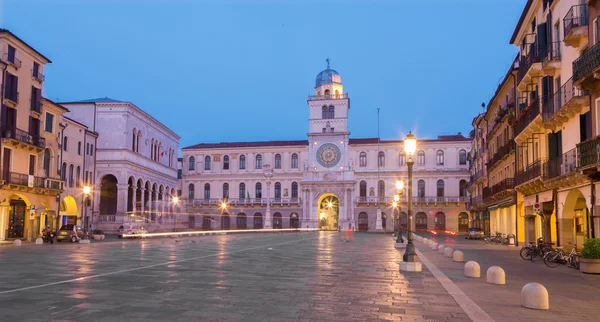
[318,194,339,230]
[8,199,26,239]
[434,212,446,230]
[358,212,368,231]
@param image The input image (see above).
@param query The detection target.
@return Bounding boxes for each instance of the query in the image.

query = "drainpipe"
[1,62,6,181]
[56,123,64,232]
[554,188,560,247]
[591,182,596,238]
[82,130,87,227]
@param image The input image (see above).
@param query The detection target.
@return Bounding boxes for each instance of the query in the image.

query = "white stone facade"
[181,66,471,232]
[59,98,180,232]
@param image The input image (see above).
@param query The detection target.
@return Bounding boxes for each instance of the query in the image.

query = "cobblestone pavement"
[418,233,600,322]
[0,232,471,322]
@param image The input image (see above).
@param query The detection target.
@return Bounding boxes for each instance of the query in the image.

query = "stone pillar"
[140,187,145,218]
[117,184,129,222]
[263,164,273,229]
[376,207,383,231]
[131,185,137,215]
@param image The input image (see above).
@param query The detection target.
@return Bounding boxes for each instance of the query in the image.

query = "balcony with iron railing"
[543,148,577,181]
[517,35,542,86]
[31,98,42,113]
[487,140,515,171]
[469,196,483,209]
[33,71,45,82]
[0,126,46,149]
[491,178,515,195]
[573,40,600,90]
[563,4,588,48]
[0,170,63,191]
[488,102,515,136]
[356,196,468,205]
[2,53,22,68]
[187,197,301,206]
[542,76,589,127]
[541,41,561,73]
[308,93,349,101]
[470,169,485,183]
[515,159,543,186]
[2,89,19,106]
[577,136,600,169]
[514,97,540,137]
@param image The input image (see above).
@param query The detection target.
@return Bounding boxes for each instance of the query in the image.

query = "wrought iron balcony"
[188,197,301,206]
[1,171,45,188]
[514,98,540,137]
[3,90,19,105]
[0,126,46,149]
[577,136,600,169]
[468,196,483,209]
[543,148,577,180]
[308,93,348,101]
[2,53,21,68]
[33,71,45,82]
[541,41,561,72]
[542,76,589,124]
[517,35,541,85]
[573,41,600,88]
[487,140,515,171]
[491,178,515,195]
[515,159,542,186]
[563,4,589,48]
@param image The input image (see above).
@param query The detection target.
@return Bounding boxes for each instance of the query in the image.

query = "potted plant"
[580,238,600,274]
[90,229,105,241]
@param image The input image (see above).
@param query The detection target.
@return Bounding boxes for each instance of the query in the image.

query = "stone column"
[264,165,273,229]
[131,184,137,215]
[139,187,145,218]
[117,184,129,222]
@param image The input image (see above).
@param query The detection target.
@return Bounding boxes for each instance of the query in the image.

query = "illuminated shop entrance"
[318,194,339,231]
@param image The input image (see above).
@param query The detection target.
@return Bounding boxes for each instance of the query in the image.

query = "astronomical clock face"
[316,143,341,168]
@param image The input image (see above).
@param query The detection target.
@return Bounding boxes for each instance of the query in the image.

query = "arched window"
[76,166,81,188]
[459,149,467,165]
[360,180,367,197]
[255,154,262,169]
[399,152,406,166]
[334,90,339,96]
[255,182,262,198]
[43,148,51,177]
[291,182,298,198]
[223,183,229,198]
[188,183,195,199]
[324,89,331,96]
[417,180,425,198]
[205,156,211,170]
[63,136,68,151]
[378,151,385,167]
[136,130,141,152]
[436,150,444,165]
[359,152,367,167]
[275,154,281,169]
[240,183,247,199]
[61,162,67,180]
[189,156,195,171]
[204,183,210,200]
[291,153,298,168]
[459,180,467,197]
[131,130,136,152]
[378,180,385,199]
[322,106,328,119]
[68,164,74,187]
[437,180,445,199]
[328,105,335,118]
[275,182,281,198]
[239,155,246,169]
[78,141,82,155]
[223,155,230,170]
[417,150,425,165]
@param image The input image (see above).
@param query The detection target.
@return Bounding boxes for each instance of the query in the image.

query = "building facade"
[468,0,600,247]
[0,29,68,241]
[59,98,180,232]
[181,66,471,232]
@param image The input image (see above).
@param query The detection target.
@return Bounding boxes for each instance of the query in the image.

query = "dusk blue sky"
[1,0,524,149]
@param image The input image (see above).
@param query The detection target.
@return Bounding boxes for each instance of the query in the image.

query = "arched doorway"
[6,198,27,239]
[416,212,427,230]
[221,213,230,230]
[236,213,247,229]
[99,175,118,216]
[381,212,387,230]
[562,189,590,247]
[254,213,263,229]
[290,213,299,228]
[60,195,79,226]
[318,194,339,230]
[458,212,469,232]
[400,211,408,230]
[435,212,446,230]
[273,212,282,229]
[358,212,369,231]
[202,216,211,230]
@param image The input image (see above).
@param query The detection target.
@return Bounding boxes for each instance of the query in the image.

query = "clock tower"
[302,60,355,230]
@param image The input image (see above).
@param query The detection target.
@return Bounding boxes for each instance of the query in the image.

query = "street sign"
[30,205,36,211]
[533,203,541,214]
[29,211,35,220]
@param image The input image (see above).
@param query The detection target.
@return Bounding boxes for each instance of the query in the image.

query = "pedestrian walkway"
[415,233,600,321]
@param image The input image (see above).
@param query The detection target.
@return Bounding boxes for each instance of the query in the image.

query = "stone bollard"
[79,239,91,244]
[464,261,480,278]
[438,245,446,253]
[453,250,465,262]
[423,238,428,243]
[14,239,22,247]
[486,266,506,285]
[444,247,454,258]
[35,238,43,245]
[430,242,439,250]
[521,283,549,310]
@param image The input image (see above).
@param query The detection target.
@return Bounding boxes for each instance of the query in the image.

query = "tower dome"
[315,58,342,88]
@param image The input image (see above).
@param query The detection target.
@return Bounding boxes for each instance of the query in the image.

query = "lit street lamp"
[172,196,179,231]
[401,131,421,272]
[83,185,91,230]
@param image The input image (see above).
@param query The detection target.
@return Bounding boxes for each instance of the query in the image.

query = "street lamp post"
[401,131,421,272]
[83,186,91,230]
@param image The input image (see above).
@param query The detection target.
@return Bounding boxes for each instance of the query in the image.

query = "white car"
[117,225,148,239]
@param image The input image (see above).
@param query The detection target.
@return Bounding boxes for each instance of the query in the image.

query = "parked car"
[57,224,87,243]
[117,225,148,239]
[465,228,484,240]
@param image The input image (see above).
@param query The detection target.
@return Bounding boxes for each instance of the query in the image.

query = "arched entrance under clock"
[317,193,339,231]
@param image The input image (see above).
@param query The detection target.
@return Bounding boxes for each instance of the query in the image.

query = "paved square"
[0,232,470,321]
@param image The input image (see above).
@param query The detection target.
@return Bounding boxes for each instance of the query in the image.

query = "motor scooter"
[41,227,55,244]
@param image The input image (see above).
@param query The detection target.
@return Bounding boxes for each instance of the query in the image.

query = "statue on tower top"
[326,57,330,69]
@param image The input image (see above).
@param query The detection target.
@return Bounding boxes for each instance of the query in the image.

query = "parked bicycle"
[485,232,509,245]
[519,237,554,261]
[543,245,580,269]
